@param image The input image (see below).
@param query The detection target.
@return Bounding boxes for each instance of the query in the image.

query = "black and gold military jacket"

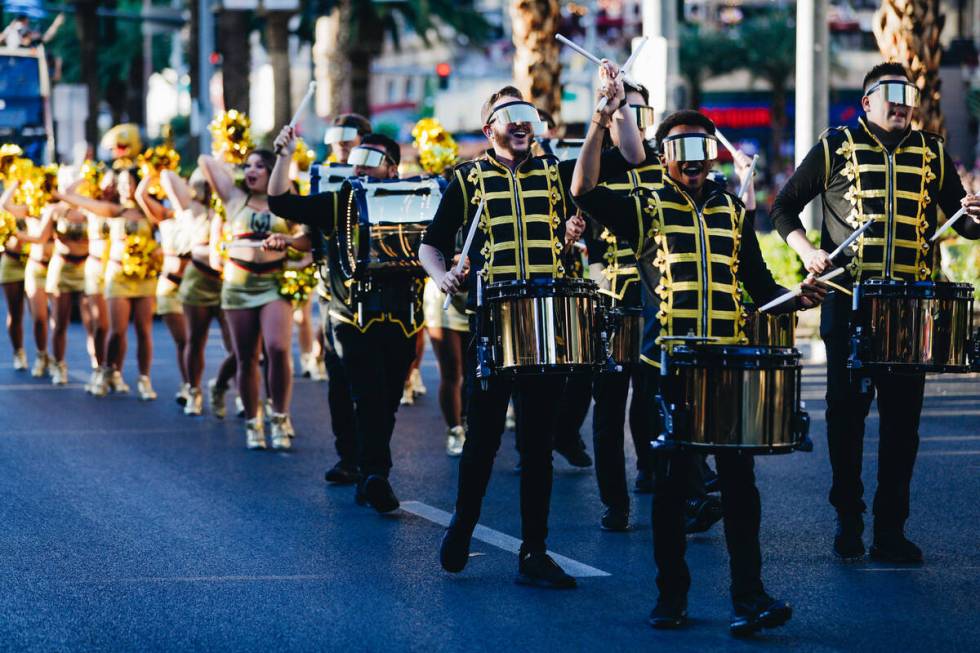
[584,143,664,307]
[575,175,788,367]
[772,117,980,281]
[422,149,577,306]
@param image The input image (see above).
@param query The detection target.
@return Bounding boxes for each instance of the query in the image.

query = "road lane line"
[865,450,980,457]
[0,383,84,390]
[400,500,611,578]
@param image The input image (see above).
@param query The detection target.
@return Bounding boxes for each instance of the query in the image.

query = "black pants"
[593,364,654,511]
[554,371,593,450]
[455,333,566,554]
[331,320,417,478]
[319,299,356,465]
[653,450,763,601]
[821,291,926,532]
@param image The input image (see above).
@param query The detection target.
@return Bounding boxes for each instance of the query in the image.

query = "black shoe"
[685,496,723,534]
[516,551,577,589]
[600,507,630,532]
[555,440,593,468]
[354,483,368,507]
[440,518,473,573]
[648,596,688,630]
[703,471,720,494]
[362,475,400,514]
[730,592,792,637]
[324,460,362,485]
[833,513,865,560]
[869,531,923,564]
[633,470,654,494]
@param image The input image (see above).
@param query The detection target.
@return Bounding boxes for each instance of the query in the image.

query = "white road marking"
[0,383,84,391]
[865,450,980,457]
[78,574,336,584]
[400,500,611,578]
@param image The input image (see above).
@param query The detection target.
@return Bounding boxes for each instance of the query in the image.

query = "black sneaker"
[439,518,473,573]
[730,592,792,636]
[600,507,630,532]
[362,475,400,514]
[324,460,362,485]
[555,440,593,468]
[633,470,654,494]
[870,531,923,564]
[685,496,723,534]
[648,596,688,630]
[833,513,865,560]
[516,551,577,589]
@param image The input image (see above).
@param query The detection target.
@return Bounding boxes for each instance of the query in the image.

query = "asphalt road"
[0,312,977,652]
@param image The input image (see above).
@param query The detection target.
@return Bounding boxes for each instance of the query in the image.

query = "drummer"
[419,86,588,589]
[770,62,980,564]
[270,127,422,515]
[571,63,825,634]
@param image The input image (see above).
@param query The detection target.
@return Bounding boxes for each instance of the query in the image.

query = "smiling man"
[419,86,591,589]
[572,63,825,635]
[771,62,980,564]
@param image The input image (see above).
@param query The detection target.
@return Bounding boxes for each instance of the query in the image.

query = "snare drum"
[537,138,584,162]
[743,307,796,347]
[336,176,447,279]
[605,306,642,365]
[849,279,975,373]
[657,345,809,454]
[484,278,602,374]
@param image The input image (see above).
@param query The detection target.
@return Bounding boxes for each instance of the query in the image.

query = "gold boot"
[208,378,228,418]
[410,367,427,396]
[108,370,130,394]
[246,415,266,450]
[269,412,294,450]
[174,382,191,406]
[51,361,68,386]
[446,425,466,457]
[31,351,48,378]
[90,368,109,397]
[13,348,27,371]
[137,375,157,401]
[184,387,203,416]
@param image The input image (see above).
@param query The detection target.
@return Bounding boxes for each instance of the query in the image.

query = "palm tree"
[315,0,488,118]
[218,7,251,112]
[313,0,353,117]
[265,10,293,129]
[873,0,946,134]
[74,0,101,147]
[679,24,741,110]
[510,0,561,122]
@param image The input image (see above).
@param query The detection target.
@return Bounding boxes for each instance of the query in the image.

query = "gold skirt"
[105,261,157,299]
[0,251,26,284]
[221,260,285,310]
[423,277,469,332]
[45,254,87,295]
[178,261,223,308]
[24,259,49,296]
[155,274,183,315]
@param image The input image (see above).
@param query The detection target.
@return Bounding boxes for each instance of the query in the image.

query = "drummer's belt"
[829,120,945,281]
[596,160,665,303]
[640,177,747,359]
[454,156,570,283]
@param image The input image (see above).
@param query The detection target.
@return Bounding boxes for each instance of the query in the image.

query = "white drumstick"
[556,34,603,66]
[736,154,758,199]
[275,81,317,155]
[758,267,846,313]
[595,37,648,113]
[929,206,967,242]
[827,218,876,260]
[442,199,485,310]
[223,239,267,249]
[714,130,739,158]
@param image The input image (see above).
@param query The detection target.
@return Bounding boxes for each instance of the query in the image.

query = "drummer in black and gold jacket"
[770,62,980,565]
[270,126,423,515]
[572,62,825,634]
[419,86,596,589]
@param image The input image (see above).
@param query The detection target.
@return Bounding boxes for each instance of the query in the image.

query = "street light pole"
[795,0,829,231]
[197,0,214,154]
[640,0,680,119]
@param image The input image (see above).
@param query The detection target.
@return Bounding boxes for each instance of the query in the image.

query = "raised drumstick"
[442,199,485,310]
[274,81,317,155]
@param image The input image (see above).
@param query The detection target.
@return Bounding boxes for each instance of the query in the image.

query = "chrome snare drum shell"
[850,280,974,373]
[660,345,807,454]
[743,306,796,347]
[485,278,602,374]
[606,306,643,365]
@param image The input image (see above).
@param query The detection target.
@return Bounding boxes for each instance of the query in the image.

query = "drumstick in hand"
[274,81,317,155]
[443,199,485,310]
[758,267,846,313]
[929,206,967,242]
[827,218,876,260]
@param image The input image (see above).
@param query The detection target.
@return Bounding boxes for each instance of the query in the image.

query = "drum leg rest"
[793,411,813,452]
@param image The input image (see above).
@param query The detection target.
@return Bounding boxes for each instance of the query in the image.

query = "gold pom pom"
[120,233,162,280]
[209,110,255,164]
[137,145,181,200]
[277,261,317,306]
[412,118,458,175]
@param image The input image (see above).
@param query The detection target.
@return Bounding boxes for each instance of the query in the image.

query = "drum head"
[860,279,974,300]
[486,277,599,300]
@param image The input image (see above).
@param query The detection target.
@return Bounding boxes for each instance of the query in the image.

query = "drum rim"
[860,278,975,299]
[669,344,801,367]
[486,277,599,298]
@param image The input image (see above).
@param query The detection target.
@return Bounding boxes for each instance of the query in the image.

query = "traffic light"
[436,62,451,90]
